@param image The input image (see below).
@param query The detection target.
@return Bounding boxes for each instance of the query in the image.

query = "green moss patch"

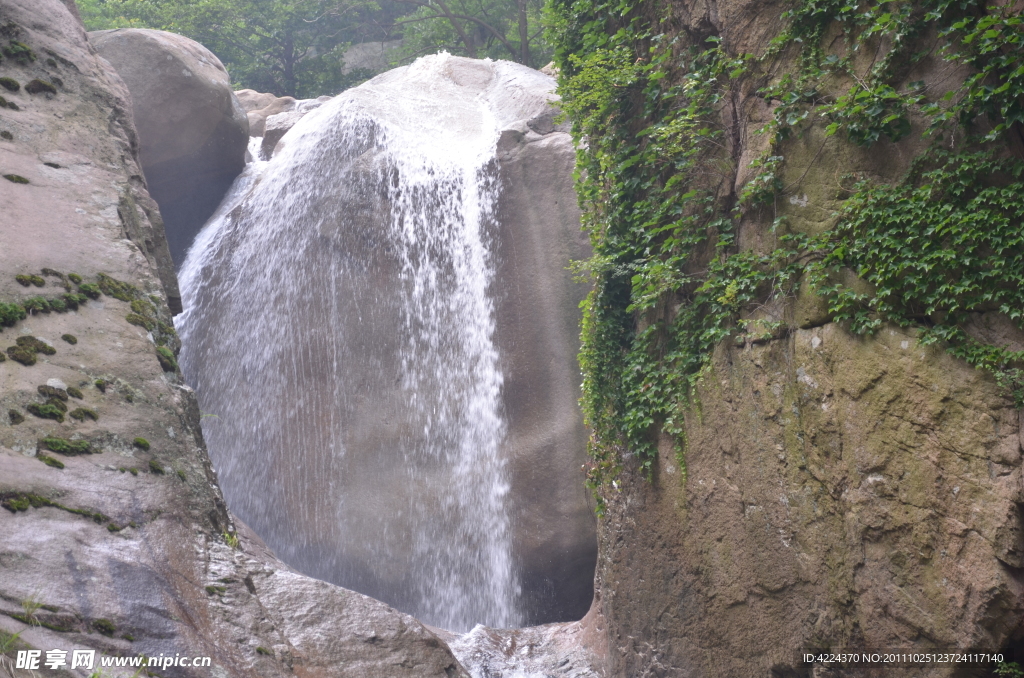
[7,346,36,366]
[0,76,18,91]
[78,283,100,299]
[8,409,24,424]
[94,379,108,393]
[0,302,26,326]
[67,273,82,285]
[3,174,28,184]
[125,313,155,331]
[132,437,150,451]
[38,454,64,469]
[2,41,35,65]
[15,274,44,287]
[69,407,98,422]
[92,619,116,636]
[61,334,77,345]
[155,346,178,372]
[66,386,83,399]
[18,336,55,354]
[37,384,67,400]
[0,492,109,523]
[27,403,62,421]
[24,79,55,95]
[148,459,164,475]
[40,437,93,455]
[97,273,139,302]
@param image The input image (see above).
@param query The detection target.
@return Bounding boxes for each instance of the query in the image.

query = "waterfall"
[175,54,559,631]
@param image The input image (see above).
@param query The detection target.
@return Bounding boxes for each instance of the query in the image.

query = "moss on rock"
[61,333,77,344]
[8,409,23,424]
[133,437,150,451]
[3,174,28,184]
[66,386,83,399]
[40,437,93,455]
[68,407,98,422]
[37,384,67,401]
[0,76,17,91]
[24,79,56,95]
[38,454,64,469]
[17,336,55,354]
[15,274,44,287]
[6,345,36,366]
[156,346,178,372]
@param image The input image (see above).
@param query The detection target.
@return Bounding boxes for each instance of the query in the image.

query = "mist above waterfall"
[176,54,571,631]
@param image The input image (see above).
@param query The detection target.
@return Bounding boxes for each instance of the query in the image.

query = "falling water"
[175,54,558,631]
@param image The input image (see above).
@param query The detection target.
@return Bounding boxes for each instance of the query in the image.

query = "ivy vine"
[550,0,1024,511]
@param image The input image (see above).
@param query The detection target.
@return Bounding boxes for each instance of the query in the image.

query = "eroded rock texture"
[88,28,249,270]
[585,0,1024,674]
[0,2,469,676]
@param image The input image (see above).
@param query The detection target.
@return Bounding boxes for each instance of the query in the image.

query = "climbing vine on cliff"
[551,0,1024,510]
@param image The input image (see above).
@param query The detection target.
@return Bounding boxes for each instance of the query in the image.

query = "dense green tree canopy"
[78,0,552,98]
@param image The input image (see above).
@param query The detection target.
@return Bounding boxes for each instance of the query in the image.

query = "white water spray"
[176,54,557,631]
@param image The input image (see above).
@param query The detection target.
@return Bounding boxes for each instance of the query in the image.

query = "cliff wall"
[0,1,468,675]
[550,0,1024,673]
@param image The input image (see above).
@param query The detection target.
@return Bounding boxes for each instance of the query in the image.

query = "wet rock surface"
[0,2,470,676]
[88,28,249,270]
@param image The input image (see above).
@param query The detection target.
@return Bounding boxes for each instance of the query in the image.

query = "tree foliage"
[393,0,550,66]
[78,0,380,97]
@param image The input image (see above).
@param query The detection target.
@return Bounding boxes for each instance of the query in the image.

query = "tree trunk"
[517,0,529,67]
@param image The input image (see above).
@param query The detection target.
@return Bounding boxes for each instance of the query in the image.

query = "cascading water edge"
[174,53,569,633]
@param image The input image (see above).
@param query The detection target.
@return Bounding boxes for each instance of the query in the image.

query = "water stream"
[175,54,561,632]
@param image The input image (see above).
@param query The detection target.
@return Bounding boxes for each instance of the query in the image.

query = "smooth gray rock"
[0,3,469,675]
[88,28,249,270]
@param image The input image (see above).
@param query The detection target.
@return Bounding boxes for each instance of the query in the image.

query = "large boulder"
[176,55,596,630]
[0,1,468,675]
[88,28,249,270]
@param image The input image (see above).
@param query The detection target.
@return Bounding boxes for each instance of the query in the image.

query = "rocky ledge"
[0,1,469,676]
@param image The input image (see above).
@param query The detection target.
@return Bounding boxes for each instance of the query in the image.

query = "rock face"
[573,0,1024,674]
[234,88,331,157]
[88,28,249,270]
[0,2,469,676]
[176,55,596,629]
[493,114,596,625]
